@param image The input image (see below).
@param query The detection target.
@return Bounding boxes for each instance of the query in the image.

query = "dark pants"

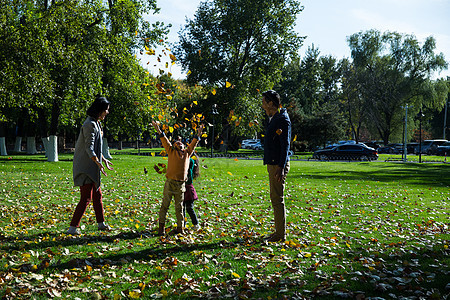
[70,183,104,227]
[183,199,198,226]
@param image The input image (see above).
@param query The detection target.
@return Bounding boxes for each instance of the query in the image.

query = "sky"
[139,0,450,80]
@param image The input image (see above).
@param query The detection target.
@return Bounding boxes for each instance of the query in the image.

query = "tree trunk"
[0,137,7,156]
[41,137,49,156]
[48,97,61,161]
[14,114,24,152]
[14,136,23,152]
[47,135,58,162]
[26,137,37,154]
[0,123,6,155]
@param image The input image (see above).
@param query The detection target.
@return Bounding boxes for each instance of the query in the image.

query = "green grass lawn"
[0,154,449,299]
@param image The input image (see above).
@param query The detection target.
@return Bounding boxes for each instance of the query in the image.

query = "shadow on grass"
[291,162,450,188]
[1,229,448,299]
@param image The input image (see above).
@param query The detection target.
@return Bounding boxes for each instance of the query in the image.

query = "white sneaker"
[98,223,111,231]
[66,227,81,235]
[193,224,201,230]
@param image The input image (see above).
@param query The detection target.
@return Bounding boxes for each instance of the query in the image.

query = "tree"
[0,0,170,159]
[340,58,366,143]
[173,0,304,145]
[276,46,346,148]
[348,30,448,144]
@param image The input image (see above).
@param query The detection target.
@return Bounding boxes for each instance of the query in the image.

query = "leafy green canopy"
[347,30,448,144]
[174,0,304,138]
[0,0,171,141]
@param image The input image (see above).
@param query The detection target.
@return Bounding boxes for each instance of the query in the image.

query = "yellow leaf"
[187,70,191,75]
[201,133,208,138]
[135,31,138,36]
[129,290,141,299]
[169,54,176,61]
[226,81,232,88]
[86,265,92,272]
[161,290,168,297]
[135,224,140,229]
[169,126,174,133]
[212,89,216,95]
[193,101,198,105]
[227,171,233,176]
[293,134,297,142]
[231,271,240,278]
[151,152,155,157]
[210,179,214,182]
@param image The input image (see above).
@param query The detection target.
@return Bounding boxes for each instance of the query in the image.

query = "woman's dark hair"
[87,95,110,119]
[262,90,281,107]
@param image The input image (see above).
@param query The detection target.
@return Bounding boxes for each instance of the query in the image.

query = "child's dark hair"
[192,152,200,180]
[87,95,110,119]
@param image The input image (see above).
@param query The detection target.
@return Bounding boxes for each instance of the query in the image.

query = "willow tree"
[348,30,448,144]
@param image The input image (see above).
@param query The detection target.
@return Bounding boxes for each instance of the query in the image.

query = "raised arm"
[152,121,171,151]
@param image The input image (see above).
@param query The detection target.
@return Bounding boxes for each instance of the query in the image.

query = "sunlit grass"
[0,154,449,299]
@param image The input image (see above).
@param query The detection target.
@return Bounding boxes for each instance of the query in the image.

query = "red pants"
[70,183,104,227]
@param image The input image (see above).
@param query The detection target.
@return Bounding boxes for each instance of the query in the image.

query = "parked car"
[249,141,264,150]
[377,143,404,154]
[313,144,378,161]
[434,141,450,156]
[241,139,260,149]
[415,139,448,154]
[363,141,382,150]
[407,143,419,154]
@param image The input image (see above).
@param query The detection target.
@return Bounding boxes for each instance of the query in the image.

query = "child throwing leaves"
[183,153,201,230]
[152,121,204,235]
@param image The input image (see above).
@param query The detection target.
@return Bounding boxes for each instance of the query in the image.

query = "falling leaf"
[293,134,297,142]
[226,81,232,88]
[193,101,198,105]
[212,89,216,95]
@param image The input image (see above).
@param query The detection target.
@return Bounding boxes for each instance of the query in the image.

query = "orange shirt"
[160,135,199,182]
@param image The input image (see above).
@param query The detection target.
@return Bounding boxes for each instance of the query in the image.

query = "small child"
[183,153,201,230]
[152,121,203,235]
